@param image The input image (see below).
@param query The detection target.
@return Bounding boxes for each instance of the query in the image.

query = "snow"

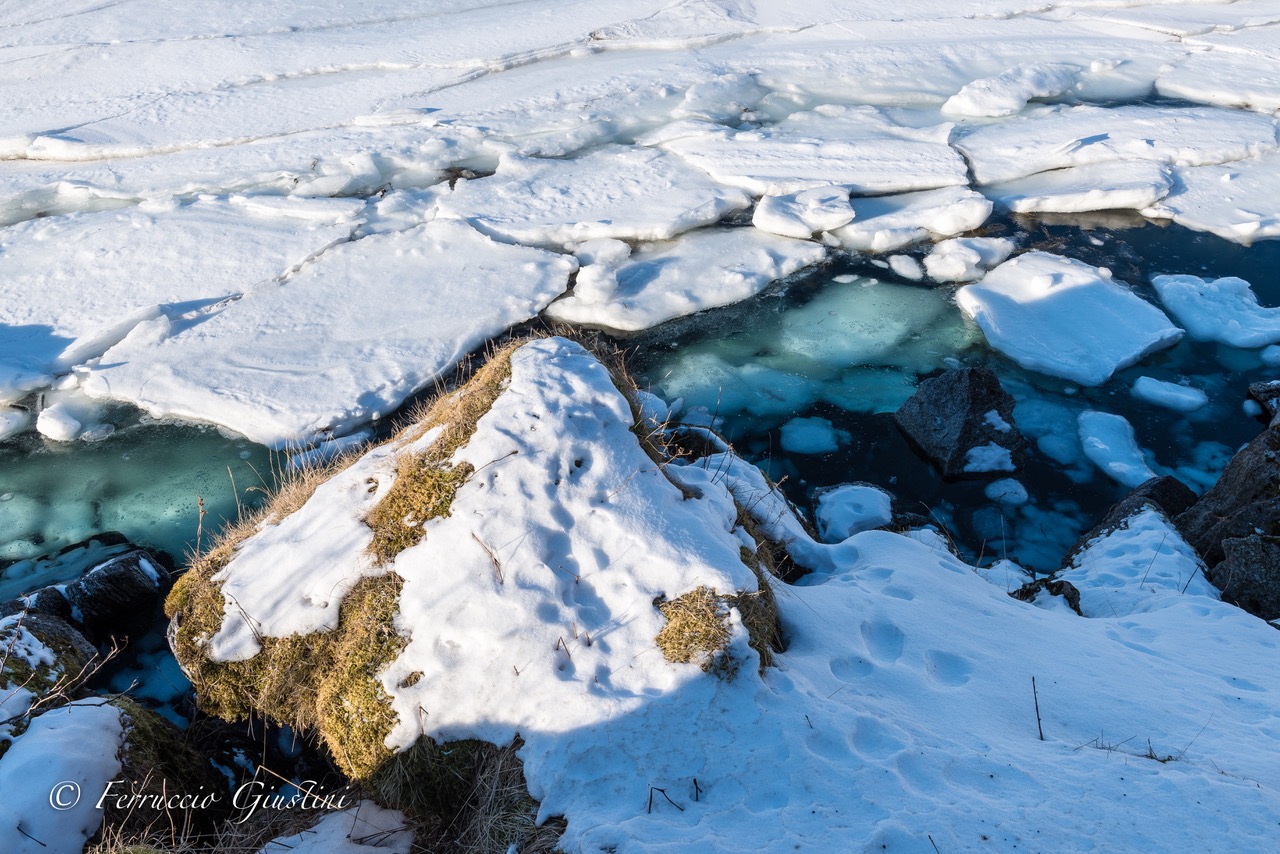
[545,227,825,332]
[964,442,1016,474]
[827,187,993,253]
[923,237,1016,282]
[983,161,1174,214]
[1131,376,1208,413]
[957,252,1184,386]
[1146,153,1280,243]
[814,484,894,542]
[260,801,414,854]
[955,104,1280,186]
[658,104,968,196]
[1059,507,1217,618]
[436,146,751,248]
[1151,273,1280,348]
[0,700,124,854]
[1078,410,1158,488]
[751,186,854,239]
[941,62,1082,118]
[80,219,574,447]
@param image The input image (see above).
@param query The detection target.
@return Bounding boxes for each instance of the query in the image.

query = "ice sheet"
[1145,153,1280,243]
[983,161,1173,213]
[827,187,993,253]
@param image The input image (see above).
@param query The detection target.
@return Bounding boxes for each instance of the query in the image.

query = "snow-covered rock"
[814,484,894,542]
[957,252,1183,386]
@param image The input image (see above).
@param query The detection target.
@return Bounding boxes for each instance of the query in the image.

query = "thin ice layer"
[546,228,825,332]
[983,161,1173,213]
[0,197,363,400]
[955,104,1280,185]
[957,252,1183,386]
[827,187,993,252]
[658,104,968,196]
[1151,273,1280,348]
[436,146,751,247]
[80,220,574,447]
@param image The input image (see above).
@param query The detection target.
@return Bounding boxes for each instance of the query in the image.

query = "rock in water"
[893,367,1026,478]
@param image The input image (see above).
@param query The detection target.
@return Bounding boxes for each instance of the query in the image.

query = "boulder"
[893,367,1026,478]
[62,549,171,643]
[1176,424,1280,567]
[1247,380,1280,424]
[1211,535,1280,621]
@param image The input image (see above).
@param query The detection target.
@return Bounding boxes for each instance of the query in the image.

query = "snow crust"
[545,228,824,332]
[957,252,1183,386]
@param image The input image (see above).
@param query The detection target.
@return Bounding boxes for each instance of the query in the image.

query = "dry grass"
[655,586,737,677]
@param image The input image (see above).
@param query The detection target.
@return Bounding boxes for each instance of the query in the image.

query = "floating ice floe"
[955,104,1280,186]
[923,237,1016,282]
[1077,410,1158,488]
[1151,273,1280,348]
[780,415,848,455]
[1131,376,1208,413]
[545,227,824,332]
[436,146,751,247]
[0,196,364,402]
[941,62,1081,118]
[814,484,894,542]
[752,185,855,238]
[80,219,574,447]
[827,186,993,252]
[1146,153,1280,243]
[956,252,1183,386]
[657,104,967,196]
[984,478,1029,505]
[1058,507,1216,618]
[983,161,1173,214]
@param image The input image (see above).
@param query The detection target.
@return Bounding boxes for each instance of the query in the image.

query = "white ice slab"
[923,237,1017,282]
[1078,410,1158,488]
[955,104,1280,185]
[780,416,848,455]
[957,252,1183,386]
[942,62,1081,118]
[1131,376,1208,412]
[436,146,751,248]
[81,219,574,447]
[827,187,993,252]
[1145,153,1280,243]
[1158,52,1280,114]
[659,104,968,196]
[752,186,854,239]
[984,161,1173,213]
[0,197,363,400]
[546,228,824,332]
[1151,273,1280,348]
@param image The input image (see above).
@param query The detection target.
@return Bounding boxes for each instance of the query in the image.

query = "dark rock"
[893,367,1026,479]
[1208,535,1280,621]
[1248,381,1280,424]
[1,587,72,622]
[1010,578,1082,615]
[1061,476,1197,569]
[1176,424,1280,567]
[62,550,172,644]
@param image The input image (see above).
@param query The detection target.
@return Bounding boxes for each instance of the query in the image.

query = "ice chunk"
[81,220,574,447]
[942,63,1081,118]
[659,104,967,196]
[1145,153,1280,243]
[888,255,924,281]
[780,416,848,455]
[0,408,30,441]
[752,186,854,239]
[955,104,1280,185]
[984,161,1173,213]
[436,146,751,247]
[1151,273,1280,348]
[984,478,1029,505]
[546,228,824,332]
[1060,508,1215,617]
[1158,48,1280,114]
[35,403,82,442]
[964,443,1015,474]
[814,484,893,542]
[956,252,1183,386]
[827,187,993,252]
[0,197,362,401]
[923,237,1016,282]
[1078,410,1158,488]
[1131,377,1208,413]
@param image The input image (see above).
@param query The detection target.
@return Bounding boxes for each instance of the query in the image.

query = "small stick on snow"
[1032,675,1045,741]
[471,532,503,585]
[693,778,702,802]
[928,834,942,854]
